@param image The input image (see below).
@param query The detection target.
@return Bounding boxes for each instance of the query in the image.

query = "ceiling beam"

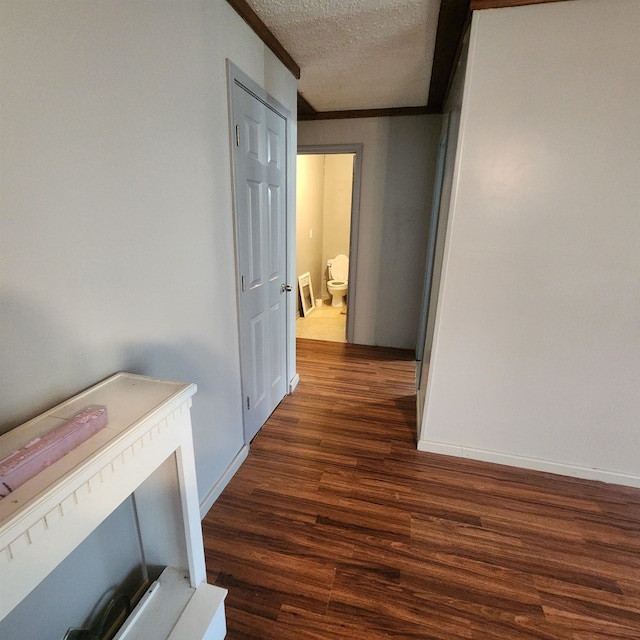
[303,0,473,120]
[471,0,572,8]
[297,93,317,117]
[298,106,440,122]
[226,0,300,79]
[227,0,572,121]
[428,0,471,111]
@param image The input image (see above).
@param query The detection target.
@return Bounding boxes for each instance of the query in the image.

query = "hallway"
[202,339,640,640]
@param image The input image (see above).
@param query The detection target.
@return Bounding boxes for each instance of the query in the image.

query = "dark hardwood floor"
[202,338,640,639]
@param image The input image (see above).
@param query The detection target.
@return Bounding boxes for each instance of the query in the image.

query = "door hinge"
[241,275,246,292]
[235,125,240,147]
[246,396,250,410]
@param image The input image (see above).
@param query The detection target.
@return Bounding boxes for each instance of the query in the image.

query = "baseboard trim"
[199,444,249,519]
[289,373,300,393]
[416,439,640,488]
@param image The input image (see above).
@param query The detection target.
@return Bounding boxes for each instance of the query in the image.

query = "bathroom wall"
[299,116,442,349]
[296,155,325,304]
[420,0,640,486]
[322,154,354,294]
[296,153,354,303]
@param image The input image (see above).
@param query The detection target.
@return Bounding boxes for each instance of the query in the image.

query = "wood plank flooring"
[202,338,640,639]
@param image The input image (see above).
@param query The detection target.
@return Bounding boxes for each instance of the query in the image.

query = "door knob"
[281,283,292,293]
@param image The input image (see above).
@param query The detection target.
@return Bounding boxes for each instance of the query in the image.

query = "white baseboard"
[199,372,299,520]
[417,439,640,488]
[199,444,249,519]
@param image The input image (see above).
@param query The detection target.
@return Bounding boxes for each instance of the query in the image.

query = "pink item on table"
[0,406,108,498]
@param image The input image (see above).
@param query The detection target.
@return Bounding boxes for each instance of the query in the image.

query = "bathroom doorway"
[296,145,362,343]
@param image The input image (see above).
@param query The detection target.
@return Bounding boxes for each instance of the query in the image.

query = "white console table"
[0,373,226,639]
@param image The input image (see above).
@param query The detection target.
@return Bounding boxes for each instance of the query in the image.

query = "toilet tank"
[329,254,349,281]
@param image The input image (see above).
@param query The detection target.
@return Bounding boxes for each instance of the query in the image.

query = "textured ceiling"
[248,0,442,112]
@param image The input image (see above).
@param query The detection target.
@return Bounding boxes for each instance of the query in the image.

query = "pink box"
[0,406,108,498]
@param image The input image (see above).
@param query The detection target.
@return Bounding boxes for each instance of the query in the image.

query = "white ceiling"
[248,0,442,112]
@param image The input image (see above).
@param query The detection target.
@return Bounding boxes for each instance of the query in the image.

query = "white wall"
[299,116,442,349]
[0,0,297,507]
[420,0,640,486]
[1,5,296,632]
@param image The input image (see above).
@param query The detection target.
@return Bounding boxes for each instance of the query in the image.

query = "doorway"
[295,145,362,343]
[228,63,291,444]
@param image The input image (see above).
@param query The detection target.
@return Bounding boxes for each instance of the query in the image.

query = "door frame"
[296,144,363,344]
[227,61,295,444]
[416,115,450,377]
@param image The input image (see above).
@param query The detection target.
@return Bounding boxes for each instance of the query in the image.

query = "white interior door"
[231,76,288,443]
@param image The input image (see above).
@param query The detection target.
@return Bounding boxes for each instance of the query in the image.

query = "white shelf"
[116,567,226,640]
[0,373,227,639]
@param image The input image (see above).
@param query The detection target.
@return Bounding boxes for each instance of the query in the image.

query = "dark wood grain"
[297,93,317,117]
[203,339,640,639]
[471,0,570,9]
[428,0,471,111]
[299,106,440,122]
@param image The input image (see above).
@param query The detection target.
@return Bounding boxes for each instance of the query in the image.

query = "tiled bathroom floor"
[296,299,346,343]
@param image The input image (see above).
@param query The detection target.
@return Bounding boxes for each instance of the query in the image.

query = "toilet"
[326,254,349,307]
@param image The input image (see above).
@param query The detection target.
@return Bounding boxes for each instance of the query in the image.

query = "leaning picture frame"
[298,272,315,317]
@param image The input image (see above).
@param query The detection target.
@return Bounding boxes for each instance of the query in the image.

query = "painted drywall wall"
[322,154,354,288]
[299,116,441,349]
[420,0,640,486]
[1,1,296,632]
[296,155,325,302]
[0,0,297,507]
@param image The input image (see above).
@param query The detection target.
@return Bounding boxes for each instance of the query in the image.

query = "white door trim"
[227,61,294,445]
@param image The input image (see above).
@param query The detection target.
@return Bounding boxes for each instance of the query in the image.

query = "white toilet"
[326,254,349,307]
